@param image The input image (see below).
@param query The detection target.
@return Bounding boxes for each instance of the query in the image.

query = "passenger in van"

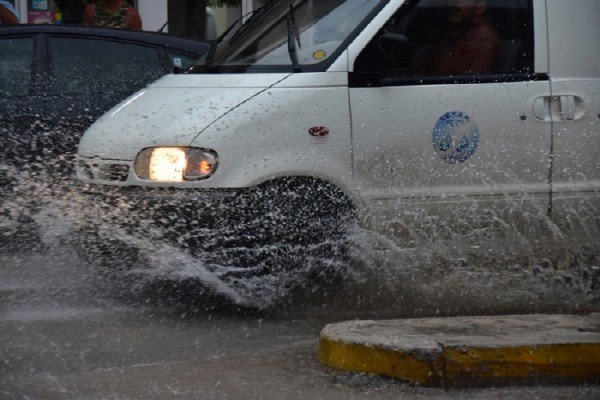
[412,0,498,76]
[0,0,19,25]
[82,0,142,30]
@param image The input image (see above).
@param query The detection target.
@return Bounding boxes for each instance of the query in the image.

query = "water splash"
[1,123,599,313]
[336,200,600,316]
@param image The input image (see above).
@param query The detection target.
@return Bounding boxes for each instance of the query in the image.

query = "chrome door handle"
[533,95,584,121]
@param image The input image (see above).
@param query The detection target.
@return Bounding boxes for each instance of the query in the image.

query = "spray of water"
[335,196,600,316]
[1,122,598,313]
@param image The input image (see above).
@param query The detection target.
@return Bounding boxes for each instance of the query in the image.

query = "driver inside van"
[412,0,499,75]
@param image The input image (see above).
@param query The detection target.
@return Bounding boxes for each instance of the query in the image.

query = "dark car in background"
[0,24,209,168]
[0,25,209,247]
[0,24,209,149]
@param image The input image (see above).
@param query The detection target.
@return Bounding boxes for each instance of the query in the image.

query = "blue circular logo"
[432,111,479,164]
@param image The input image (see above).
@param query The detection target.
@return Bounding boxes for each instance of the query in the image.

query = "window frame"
[350,0,546,88]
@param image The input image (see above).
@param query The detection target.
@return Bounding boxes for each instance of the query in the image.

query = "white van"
[76,0,599,273]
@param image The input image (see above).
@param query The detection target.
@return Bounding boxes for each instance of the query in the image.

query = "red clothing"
[0,3,19,25]
[82,0,142,30]
[413,20,499,75]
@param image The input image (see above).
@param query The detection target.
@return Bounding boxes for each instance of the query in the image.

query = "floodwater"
[2,249,600,400]
[1,154,598,315]
[1,123,599,399]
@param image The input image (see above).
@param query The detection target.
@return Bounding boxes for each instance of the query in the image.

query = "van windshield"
[192,0,382,72]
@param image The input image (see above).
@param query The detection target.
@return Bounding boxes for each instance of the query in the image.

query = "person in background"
[54,0,89,25]
[82,0,141,29]
[0,0,19,25]
[412,0,498,75]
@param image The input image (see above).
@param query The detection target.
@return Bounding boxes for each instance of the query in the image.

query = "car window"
[355,0,534,82]
[166,51,199,70]
[0,36,34,97]
[47,37,164,95]
[207,0,381,70]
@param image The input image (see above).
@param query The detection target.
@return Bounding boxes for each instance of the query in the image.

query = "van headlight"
[134,147,218,181]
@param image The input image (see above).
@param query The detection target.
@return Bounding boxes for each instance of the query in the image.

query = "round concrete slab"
[318,314,600,388]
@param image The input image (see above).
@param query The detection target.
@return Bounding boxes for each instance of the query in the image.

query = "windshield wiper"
[203,1,276,68]
[286,4,302,72]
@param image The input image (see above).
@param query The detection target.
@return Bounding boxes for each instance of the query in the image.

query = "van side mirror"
[378,33,410,71]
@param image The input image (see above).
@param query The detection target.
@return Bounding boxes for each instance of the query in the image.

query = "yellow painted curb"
[319,332,600,387]
[445,343,600,385]
[318,336,444,386]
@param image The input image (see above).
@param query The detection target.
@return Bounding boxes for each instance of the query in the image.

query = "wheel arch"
[253,174,363,213]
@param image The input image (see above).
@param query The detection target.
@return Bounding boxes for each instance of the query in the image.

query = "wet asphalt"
[1,250,599,400]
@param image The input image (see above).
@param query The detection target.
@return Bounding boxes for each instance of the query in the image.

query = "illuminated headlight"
[134,147,218,181]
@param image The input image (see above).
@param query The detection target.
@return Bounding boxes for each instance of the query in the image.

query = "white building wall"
[138,0,168,32]
[16,0,27,23]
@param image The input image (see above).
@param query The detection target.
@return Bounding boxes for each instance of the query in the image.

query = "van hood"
[78,73,291,160]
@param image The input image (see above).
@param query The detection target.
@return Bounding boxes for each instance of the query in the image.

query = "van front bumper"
[74,182,257,243]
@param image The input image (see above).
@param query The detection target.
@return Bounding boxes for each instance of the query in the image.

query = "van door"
[545,0,600,231]
[348,0,552,245]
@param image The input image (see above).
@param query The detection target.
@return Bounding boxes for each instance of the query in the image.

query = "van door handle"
[556,95,585,121]
[533,96,551,120]
[559,95,577,121]
[533,95,584,121]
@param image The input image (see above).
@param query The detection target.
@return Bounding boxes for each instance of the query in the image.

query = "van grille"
[97,164,129,182]
[78,160,129,182]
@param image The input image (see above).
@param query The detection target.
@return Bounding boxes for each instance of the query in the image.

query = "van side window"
[354,0,534,84]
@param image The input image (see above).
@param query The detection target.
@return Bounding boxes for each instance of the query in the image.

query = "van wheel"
[201,177,357,281]
[250,177,354,244]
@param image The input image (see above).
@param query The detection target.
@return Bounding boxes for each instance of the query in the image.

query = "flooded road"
[1,249,600,400]
[1,139,599,398]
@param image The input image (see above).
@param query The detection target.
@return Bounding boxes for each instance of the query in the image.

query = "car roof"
[0,24,211,55]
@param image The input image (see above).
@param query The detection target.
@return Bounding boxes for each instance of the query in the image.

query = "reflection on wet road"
[1,250,600,400]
